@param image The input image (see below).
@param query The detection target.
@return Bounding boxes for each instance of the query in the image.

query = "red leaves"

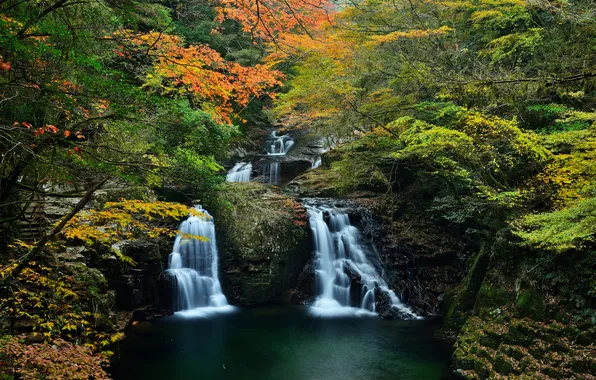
[14,123,86,157]
[67,147,83,157]
[45,124,58,133]
[33,124,59,136]
[0,58,11,71]
[62,130,84,139]
[0,336,110,380]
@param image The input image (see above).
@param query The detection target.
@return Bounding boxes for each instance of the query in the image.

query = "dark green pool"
[111,306,453,380]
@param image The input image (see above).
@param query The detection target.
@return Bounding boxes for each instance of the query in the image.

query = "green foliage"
[307,106,551,229]
[275,0,596,137]
[479,28,544,65]
[524,104,596,133]
[513,197,596,253]
[534,128,596,208]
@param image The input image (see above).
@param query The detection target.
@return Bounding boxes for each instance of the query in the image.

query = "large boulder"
[214,182,312,305]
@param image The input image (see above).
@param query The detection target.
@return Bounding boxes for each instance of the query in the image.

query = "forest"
[0,0,594,379]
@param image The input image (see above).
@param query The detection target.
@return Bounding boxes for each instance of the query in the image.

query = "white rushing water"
[265,131,294,156]
[260,131,294,184]
[167,207,234,316]
[226,162,252,182]
[263,162,280,185]
[307,204,418,318]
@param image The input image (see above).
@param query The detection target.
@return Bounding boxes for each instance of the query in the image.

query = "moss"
[476,283,513,312]
[514,288,549,321]
[285,168,342,197]
[444,243,491,331]
[493,353,516,375]
[453,310,596,379]
[214,182,311,305]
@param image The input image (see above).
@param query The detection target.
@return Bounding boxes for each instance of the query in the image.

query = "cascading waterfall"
[265,131,294,155]
[261,131,294,184]
[167,207,233,316]
[307,203,417,318]
[226,162,252,182]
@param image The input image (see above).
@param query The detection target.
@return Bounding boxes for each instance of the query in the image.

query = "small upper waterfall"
[167,207,233,316]
[226,162,252,182]
[260,131,294,184]
[265,131,294,155]
[306,203,418,318]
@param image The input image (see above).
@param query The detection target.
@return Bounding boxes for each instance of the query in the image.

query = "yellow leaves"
[110,332,125,343]
[470,9,503,23]
[0,261,19,279]
[179,233,210,243]
[61,323,77,332]
[367,26,454,46]
[535,129,596,208]
[7,239,34,250]
[60,200,205,259]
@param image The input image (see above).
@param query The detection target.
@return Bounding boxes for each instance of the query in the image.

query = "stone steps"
[16,202,48,243]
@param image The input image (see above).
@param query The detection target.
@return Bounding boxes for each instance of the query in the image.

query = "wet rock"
[215,183,312,305]
[291,259,317,304]
[374,288,399,319]
[96,239,171,312]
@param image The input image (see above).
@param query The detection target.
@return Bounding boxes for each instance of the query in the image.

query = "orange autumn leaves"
[0,57,10,72]
[111,0,338,124]
[13,121,86,157]
[115,31,282,124]
[214,0,334,42]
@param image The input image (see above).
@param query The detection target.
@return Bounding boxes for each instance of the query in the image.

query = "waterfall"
[167,207,234,316]
[263,162,280,185]
[265,131,294,156]
[259,131,294,185]
[226,162,252,182]
[306,203,418,318]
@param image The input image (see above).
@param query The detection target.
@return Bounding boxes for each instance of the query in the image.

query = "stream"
[111,306,452,380]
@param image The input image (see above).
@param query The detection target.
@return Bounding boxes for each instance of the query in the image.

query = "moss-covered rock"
[214,182,311,305]
[452,307,596,379]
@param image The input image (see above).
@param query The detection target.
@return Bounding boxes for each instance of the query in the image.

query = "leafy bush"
[513,197,596,253]
[523,104,596,133]
[0,336,109,380]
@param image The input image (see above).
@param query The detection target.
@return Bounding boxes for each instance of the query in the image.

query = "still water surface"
[111,306,452,380]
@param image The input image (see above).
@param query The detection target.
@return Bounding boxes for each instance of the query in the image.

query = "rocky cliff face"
[213,182,312,305]
[286,164,467,316]
[55,187,178,320]
[94,239,173,313]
